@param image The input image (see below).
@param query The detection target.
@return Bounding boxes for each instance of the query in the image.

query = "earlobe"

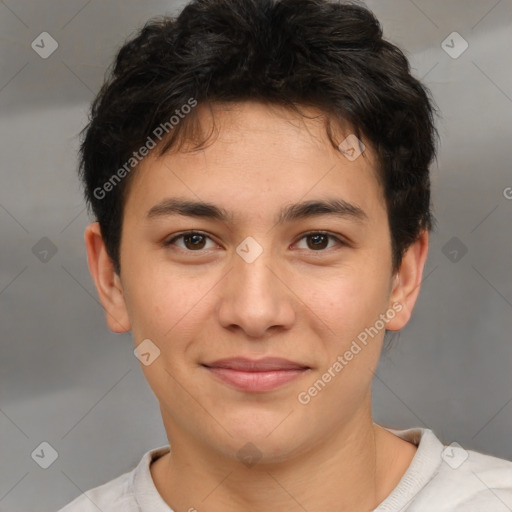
[84,222,131,333]
[386,230,429,332]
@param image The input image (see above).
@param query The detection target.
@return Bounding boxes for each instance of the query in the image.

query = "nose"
[216,246,296,339]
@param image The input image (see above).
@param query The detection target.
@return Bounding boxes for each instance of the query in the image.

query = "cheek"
[124,263,216,352]
[305,263,390,335]
[121,264,177,341]
[303,273,388,397]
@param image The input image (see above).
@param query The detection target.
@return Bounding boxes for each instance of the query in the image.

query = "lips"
[203,357,309,372]
[202,357,310,392]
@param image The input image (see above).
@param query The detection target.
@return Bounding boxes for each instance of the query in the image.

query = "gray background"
[0,1,511,511]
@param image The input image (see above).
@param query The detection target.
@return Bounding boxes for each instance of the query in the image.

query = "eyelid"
[164,230,218,250]
[163,230,347,252]
[292,230,346,250]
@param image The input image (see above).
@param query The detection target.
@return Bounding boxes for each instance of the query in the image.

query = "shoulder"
[379,427,512,512]
[57,445,171,511]
[414,442,512,511]
[57,469,136,512]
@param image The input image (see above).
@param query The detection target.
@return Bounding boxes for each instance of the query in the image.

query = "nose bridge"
[236,244,276,297]
[233,239,280,307]
[216,238,295,336]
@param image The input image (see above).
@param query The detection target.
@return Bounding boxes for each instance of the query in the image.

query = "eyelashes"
[164,231,216,251]
[163,230,346,253]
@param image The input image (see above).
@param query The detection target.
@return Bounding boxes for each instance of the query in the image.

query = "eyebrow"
[146,197,368,225]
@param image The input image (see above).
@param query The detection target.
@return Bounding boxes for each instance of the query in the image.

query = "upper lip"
[202,357,310,372]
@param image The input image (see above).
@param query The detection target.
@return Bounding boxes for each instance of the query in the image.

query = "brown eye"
[164,231,215,251]
[295,232,343,251]
[307,233,329,250]
[183,233,207,250]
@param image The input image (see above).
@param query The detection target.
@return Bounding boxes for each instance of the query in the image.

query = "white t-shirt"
[58,427,512,511]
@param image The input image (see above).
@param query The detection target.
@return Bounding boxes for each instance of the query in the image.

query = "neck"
[150,406,413,511]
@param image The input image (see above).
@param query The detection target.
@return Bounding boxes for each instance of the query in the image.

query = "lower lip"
[205,367,308,392]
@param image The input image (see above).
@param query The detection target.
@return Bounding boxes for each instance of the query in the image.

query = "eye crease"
[163,230,346,252]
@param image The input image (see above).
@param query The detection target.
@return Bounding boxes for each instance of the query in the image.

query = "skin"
[85,100,428,511]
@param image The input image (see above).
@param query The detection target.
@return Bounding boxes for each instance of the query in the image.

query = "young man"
[60,0,512,510]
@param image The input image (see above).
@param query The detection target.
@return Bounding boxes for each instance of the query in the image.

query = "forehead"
[123,101,385,225]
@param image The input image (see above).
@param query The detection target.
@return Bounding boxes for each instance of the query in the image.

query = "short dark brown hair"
[79,0,439,276]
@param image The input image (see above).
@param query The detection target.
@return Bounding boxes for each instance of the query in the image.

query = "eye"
[163,230,345,253]
[294,231,344,251]
[164,231,217,251]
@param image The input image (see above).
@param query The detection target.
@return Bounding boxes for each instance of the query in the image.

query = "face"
[87,101,426,464]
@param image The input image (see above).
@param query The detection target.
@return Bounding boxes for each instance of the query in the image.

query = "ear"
[84,222,131,333]
[386,229,429,331]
